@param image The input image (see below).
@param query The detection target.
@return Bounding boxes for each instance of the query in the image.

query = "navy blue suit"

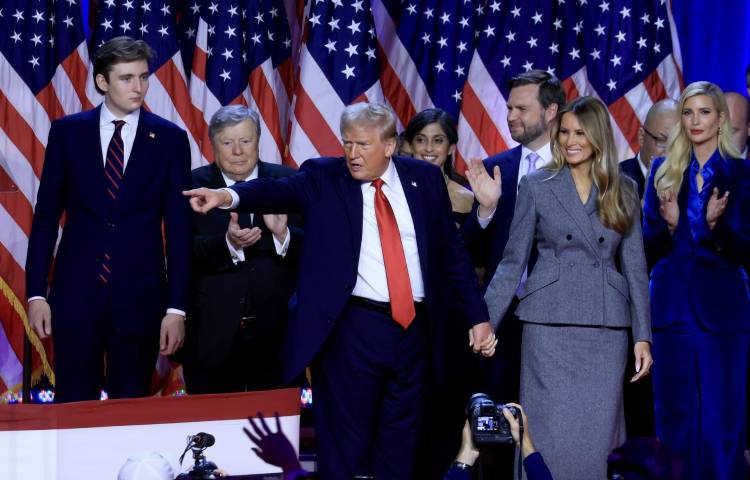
[230,155,488,479]
[620,156,646,199]
[26,106,192,402]
[644,154,750,480]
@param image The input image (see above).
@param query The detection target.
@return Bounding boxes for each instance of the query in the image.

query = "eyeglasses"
[642,127,669,148]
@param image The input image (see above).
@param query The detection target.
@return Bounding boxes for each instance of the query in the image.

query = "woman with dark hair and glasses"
[403,108,474,225]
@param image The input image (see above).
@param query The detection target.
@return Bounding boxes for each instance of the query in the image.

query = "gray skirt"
[520,322,628,480]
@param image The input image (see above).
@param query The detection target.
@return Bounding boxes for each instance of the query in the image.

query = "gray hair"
[340,102,397,140]
[208,105,261,142]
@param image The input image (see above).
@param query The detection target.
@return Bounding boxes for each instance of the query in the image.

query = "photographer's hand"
[455,420,480,466]
[502,403,536,459]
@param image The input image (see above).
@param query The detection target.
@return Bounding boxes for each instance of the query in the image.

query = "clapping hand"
[705,187,729,230]
[227,212,262,249]
[657,189,679,233]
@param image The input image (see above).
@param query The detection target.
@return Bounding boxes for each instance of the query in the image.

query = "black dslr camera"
[466,393,519,445]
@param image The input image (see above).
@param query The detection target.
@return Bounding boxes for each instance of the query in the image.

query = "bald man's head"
[725,92,749,154]
[638,99,679,168]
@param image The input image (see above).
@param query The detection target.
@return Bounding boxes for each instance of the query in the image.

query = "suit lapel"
[502,146,523,207]
[549,167,600,257]
[337,161,364,266]
[85,106,109,207]
[394,157,430,282]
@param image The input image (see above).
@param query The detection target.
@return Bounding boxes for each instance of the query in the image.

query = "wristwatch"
[451,460,472,471]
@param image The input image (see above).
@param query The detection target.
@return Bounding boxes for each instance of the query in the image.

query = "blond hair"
[548,96,637,234]
[654,81,741,195]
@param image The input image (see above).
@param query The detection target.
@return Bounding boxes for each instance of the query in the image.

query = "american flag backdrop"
[0,0,682,399]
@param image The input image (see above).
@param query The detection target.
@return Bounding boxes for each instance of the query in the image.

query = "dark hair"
[92,36,154,95]
[508,70,566,110]
[403,108,458,176]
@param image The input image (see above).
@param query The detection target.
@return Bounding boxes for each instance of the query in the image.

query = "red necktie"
[99,120,125,283]
[371,179,415,329]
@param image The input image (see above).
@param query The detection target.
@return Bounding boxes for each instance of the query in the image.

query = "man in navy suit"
[620,99,679,199]
[463,71,565,411]
[184,102,495,480]
[26,37,192,402]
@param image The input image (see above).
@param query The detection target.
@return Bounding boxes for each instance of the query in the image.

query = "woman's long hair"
[548,96,637,234]
[654,81,741,195]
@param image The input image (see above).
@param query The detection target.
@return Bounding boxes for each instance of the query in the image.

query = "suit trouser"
[312,300,427,480]
[652,308,749,480]
[52,283,160,403]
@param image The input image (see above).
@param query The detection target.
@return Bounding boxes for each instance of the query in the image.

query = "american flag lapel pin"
[149,132,156,139]
[411,181,418,188]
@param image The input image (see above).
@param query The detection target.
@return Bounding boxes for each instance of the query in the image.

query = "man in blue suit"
[26,37,192,402]
[463,71,564,413]
[184,103,495,480]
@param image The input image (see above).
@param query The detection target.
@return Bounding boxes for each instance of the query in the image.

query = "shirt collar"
[689,149,721,182]
[636,153,648,178]
[221,163,258,187]
[100,102,140,128]
[521,142,552,166]
[376,157,399,188]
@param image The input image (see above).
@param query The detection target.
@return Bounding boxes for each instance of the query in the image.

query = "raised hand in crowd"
[465,157,502,218]
[243,412,306,480]
[705,187,729,229]
[657,189,679,233]
[227,212,262,250]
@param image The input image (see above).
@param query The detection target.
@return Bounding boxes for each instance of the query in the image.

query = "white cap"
[118,451,175,480]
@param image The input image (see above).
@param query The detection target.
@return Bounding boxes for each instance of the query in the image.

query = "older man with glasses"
[620,99,679,199]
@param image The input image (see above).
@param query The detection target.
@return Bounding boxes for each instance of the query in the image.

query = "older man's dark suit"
[181,161,302,393]
[620,156,646,199]
[229,155,488,480]
[25,105,192,402]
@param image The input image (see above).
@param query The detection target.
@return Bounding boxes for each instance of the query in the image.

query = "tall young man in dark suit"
[620,99,679,199]
[184,103,496,480]
[463,71,565,410]
[181,106,302,393]
[26,37,192,402]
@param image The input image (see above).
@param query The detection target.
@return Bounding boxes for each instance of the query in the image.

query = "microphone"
[191,432,215,449]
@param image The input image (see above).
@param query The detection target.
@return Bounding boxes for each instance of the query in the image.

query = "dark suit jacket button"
[598,237,604,243]
[566,234,572,240]
[568,262,575,267]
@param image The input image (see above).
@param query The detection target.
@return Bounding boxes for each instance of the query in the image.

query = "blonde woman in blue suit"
[477,96,653,480]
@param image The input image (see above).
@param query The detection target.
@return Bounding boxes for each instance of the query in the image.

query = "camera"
[466,393,519,445]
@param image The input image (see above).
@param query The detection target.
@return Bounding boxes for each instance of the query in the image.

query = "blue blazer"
[230,156,489,382]
[26,106,193,338]
[462,146,523,289]
[643,155,750,332]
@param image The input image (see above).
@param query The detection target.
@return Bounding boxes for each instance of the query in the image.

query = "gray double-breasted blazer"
[484,165,651,343]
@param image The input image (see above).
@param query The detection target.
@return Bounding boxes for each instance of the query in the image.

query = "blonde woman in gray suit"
[474,96,653,480]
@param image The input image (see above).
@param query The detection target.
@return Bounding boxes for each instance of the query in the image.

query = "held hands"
[658,189,679,233]
[465,157,502,218]
[159,313,185,355]
[469,321,497,357]
[29,299,52,339]
[630,341,653,383]
[228,212,262,249]
[705,187,729,230]
[183,187,233,214]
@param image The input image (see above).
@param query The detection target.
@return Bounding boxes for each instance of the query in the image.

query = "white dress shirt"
[221,165,290,264]
[635,153,648,180]
[99,102,140,169]
[478,142,552,228]
[352,159,425,302]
